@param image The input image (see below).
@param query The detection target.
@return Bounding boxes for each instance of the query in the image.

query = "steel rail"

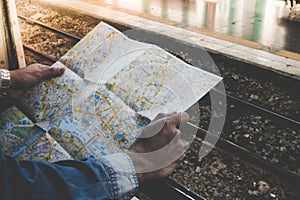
[23,44,56,62]
[187,122,300,184]
[141,178,206,200]
[18,14,81,41]
[212,88,300,126]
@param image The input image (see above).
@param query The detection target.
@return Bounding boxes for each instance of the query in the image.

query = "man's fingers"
[140,118,166,138]
[29,63,65,80]
[170,112,190,127]
[139,112,189,140]
[153,112,177,120]
[49,64,66,77]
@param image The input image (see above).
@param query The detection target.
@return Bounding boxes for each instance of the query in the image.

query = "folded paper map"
[0,22,222,162]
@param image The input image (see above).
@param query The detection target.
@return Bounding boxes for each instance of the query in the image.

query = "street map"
[1,22,222,161]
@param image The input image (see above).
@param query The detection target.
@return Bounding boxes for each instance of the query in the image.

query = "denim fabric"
[0,145,138,200]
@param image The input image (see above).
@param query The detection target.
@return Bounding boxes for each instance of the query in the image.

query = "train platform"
[38,0,300,79]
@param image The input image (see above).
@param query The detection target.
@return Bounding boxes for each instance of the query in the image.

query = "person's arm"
[0,64,187,199]
[0,145,138,199]
[0,64,65,111]
[1,64,138,199]
[0,112,187,199]
[0,64,65,99]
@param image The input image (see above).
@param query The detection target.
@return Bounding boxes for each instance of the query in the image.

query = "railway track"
[17,10,299,200]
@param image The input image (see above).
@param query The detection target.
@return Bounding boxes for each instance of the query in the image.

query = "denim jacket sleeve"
[0,145,139,200]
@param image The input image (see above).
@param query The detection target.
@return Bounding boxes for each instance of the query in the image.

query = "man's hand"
[9,63,65,97]
[127,112,190,184]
